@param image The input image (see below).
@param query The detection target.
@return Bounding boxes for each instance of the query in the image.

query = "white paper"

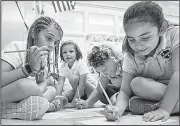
[79,115,177,125]
[65,107,104,113]
[42,110,104,120]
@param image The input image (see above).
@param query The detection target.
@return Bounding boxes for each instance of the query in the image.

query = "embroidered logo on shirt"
[159,47,171,60]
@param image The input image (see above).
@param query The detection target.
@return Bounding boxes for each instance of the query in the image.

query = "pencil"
[4,50,30,53]
[98,78,121,122]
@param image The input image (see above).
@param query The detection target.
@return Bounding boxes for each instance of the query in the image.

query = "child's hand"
[50,73,59,81]
[51,95,68,111]
[142,108,170,122]
[71,98,79,106]
[29,46,49,72]
[76,99,89,109]
[104,105,122,121]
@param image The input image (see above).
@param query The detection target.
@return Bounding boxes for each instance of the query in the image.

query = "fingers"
[104,105,118,121]
[76,100,86,109]
[104,108,116,121]
[29,46,50,71]
[143,111,167,122]
[162,115,169,122]
[76,103,84,109]
[31,46,49,59]
[150,114,163,122]
[105,105,114,113]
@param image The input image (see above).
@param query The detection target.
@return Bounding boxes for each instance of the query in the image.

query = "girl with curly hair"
[76,44,124,109]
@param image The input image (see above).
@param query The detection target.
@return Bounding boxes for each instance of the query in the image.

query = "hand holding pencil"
[4,46,50,72]
[97,78,121,122]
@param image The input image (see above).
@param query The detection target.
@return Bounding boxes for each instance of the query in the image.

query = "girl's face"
[62,44,76,64]
[95,58,117,77]
[35,26,61,52]
[124,20,162,56]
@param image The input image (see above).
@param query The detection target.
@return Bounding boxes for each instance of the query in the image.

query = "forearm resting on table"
[115,90,130,113]
[159,71,179,113]
[86,89,101,107]
[2,68,27,87]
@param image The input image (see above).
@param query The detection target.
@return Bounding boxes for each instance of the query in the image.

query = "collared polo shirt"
[122,25,179,83]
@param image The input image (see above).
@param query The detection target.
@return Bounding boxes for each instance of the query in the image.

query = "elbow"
[120,88,131,98]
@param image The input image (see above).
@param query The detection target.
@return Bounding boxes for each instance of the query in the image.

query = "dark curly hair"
[122,1,169,55]
[60,40,82,61]
[87,44,123,68]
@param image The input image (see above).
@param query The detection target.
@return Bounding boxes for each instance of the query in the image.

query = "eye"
[46,36,53,41]
[141,36,149,41]
[63,51,67,54]
[70,50,74,53]
[128,38,136,43]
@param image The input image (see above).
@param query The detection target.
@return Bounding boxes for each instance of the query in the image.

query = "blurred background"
[1,1,179,58]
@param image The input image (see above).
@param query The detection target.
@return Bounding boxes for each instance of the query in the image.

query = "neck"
[68,61,75,69]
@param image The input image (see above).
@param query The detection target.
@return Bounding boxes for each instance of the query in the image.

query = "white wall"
[1,1,179,51]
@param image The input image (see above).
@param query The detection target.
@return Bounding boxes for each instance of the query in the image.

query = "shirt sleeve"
[1,41,25,69]
[170,26,179,51]
[78,60,90,75]
[122,53,137,75]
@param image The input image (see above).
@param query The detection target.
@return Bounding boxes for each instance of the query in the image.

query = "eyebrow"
[47,32,55,37]
[127,32,151,38]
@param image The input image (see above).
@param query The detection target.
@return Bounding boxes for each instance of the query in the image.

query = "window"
[43,2,84,33]
[118,16,125,35]
[88,13,114,34]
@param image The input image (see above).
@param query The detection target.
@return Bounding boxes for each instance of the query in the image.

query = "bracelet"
[24,64,36,77]
[21,67,29,77]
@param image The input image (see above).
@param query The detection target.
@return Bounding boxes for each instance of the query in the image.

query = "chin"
[137,50,150,56]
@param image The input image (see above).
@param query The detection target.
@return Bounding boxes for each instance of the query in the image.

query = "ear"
[159,21,168,36]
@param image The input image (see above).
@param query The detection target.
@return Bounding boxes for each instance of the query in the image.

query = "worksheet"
[42,110,104,120]
[79,115,177,125]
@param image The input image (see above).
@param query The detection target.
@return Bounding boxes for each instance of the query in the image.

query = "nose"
[136,41,145,50]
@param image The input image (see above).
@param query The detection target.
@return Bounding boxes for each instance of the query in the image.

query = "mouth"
[137,48,148,52]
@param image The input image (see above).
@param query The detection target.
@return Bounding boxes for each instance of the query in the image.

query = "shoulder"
[2,41,27,51]
[165,25,179,51]
[124,52,134,61]
[8,41,26,46]
[165,25,179,40]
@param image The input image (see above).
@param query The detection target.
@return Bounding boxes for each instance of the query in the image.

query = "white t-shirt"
[59,59,97,91]
[1,41,37,80]
[1,41,27,69]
